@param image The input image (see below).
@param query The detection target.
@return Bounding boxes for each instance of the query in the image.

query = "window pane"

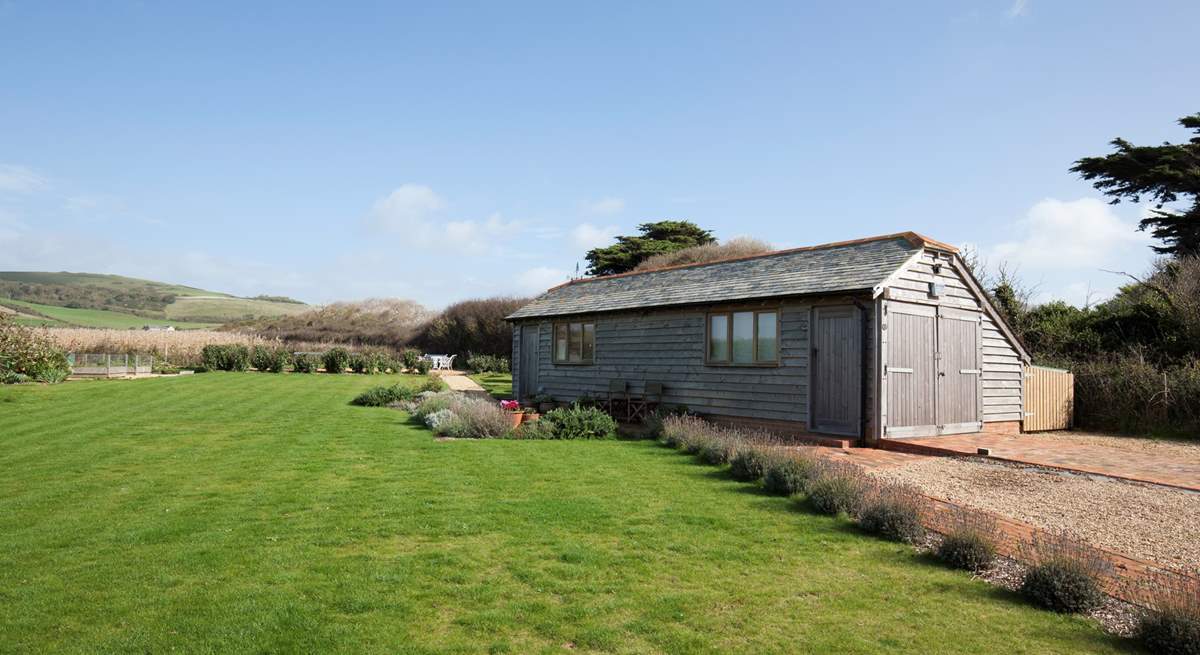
[732,312,754,363]
[555,324,568,361]
[568,323,583,361]
[708,315,728,361]
[582,324,594,362]
[756,312,777,362]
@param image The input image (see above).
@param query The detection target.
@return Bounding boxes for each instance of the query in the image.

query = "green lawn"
[470,372,514,399]
[0,374,1127,654]
[0,298,219,329]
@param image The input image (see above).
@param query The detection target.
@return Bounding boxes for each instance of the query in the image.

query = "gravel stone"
[869,457,1200,571]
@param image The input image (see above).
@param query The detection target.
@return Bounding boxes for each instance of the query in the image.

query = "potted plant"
[500,399,523,428]
[523,407,540,422]
[530,393,555,414]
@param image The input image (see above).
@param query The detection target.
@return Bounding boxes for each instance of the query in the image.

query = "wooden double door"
[883,302,982,438]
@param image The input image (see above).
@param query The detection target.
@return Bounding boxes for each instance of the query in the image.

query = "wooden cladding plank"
[1023,365,1073,431]
[530,301,815,422]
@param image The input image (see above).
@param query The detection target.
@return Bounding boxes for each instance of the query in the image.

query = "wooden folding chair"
[605,379,629,422]
[628,382,664,423]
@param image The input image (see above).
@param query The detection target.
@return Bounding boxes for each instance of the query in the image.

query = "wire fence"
[68,353,155,377]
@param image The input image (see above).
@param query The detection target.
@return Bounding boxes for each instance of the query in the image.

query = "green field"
[0,374,1126,653]
[0,271,221,297]
[164,295,310,322]
[0,271,308,324]
[0,298,219,329]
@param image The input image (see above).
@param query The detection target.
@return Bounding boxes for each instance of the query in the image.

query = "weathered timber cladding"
[892,251,1023,423]
[936,312,982,432]
[885,303,938,434]
[810,305,863,435]
[515,301,815,423]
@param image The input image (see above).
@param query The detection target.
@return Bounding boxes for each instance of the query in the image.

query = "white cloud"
[990,198,1150,270]
[585,197,625,215]
[368,184,445,242]
[367,185,524,256]
[570,222,619,251]
[515,266,570,294]
[0,164,48,193]
[1007,0,1029,17]
[985,197,1155,307]
[445,213,521,255]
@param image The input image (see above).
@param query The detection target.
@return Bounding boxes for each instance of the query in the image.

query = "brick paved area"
[887,432,1200,492]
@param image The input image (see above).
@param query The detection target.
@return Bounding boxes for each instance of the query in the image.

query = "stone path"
[890,432,1200,492]
[434,370,493,400]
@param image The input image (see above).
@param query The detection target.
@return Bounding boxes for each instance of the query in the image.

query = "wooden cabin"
[506,232,1030,444]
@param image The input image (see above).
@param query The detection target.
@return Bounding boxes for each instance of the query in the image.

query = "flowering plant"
[499,399,521,411]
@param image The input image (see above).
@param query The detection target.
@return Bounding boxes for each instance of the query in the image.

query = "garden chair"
[442,354,457,370]
[629,382,663,422]
[603,379,630,422]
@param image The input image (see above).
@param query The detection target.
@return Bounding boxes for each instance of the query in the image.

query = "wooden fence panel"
[1023,365,1073,431]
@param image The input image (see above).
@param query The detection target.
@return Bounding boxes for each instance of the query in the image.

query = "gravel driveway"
[868,456,1200,572]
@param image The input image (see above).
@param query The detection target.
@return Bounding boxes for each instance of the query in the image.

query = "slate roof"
[508,232,948,320]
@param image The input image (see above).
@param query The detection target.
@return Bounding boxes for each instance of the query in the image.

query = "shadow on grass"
[652,444,1138,653]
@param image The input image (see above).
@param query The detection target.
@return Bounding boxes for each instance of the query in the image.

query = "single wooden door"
[884,302,938,437]
[936,312,982,434]
[518,325,540,399]
[810,306,862,436]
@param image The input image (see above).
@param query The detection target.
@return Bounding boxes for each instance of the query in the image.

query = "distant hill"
[0,271,309,328]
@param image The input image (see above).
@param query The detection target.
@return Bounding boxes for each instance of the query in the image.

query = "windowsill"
[553,361,594,366]
[704,361,780,368]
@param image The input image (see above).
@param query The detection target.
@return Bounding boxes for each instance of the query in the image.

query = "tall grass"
[38,328,374,368]
[632,237,774,272]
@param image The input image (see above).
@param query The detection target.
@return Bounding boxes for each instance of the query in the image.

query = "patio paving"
[891,432,1200,492]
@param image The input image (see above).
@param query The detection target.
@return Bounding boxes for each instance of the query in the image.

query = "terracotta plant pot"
[506,412,524,429]
[523,412,540,422]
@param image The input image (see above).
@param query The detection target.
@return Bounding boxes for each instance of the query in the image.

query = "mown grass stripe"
[0,374,1125,654]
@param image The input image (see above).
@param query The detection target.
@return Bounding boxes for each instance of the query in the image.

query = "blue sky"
[2,1,1197,308]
